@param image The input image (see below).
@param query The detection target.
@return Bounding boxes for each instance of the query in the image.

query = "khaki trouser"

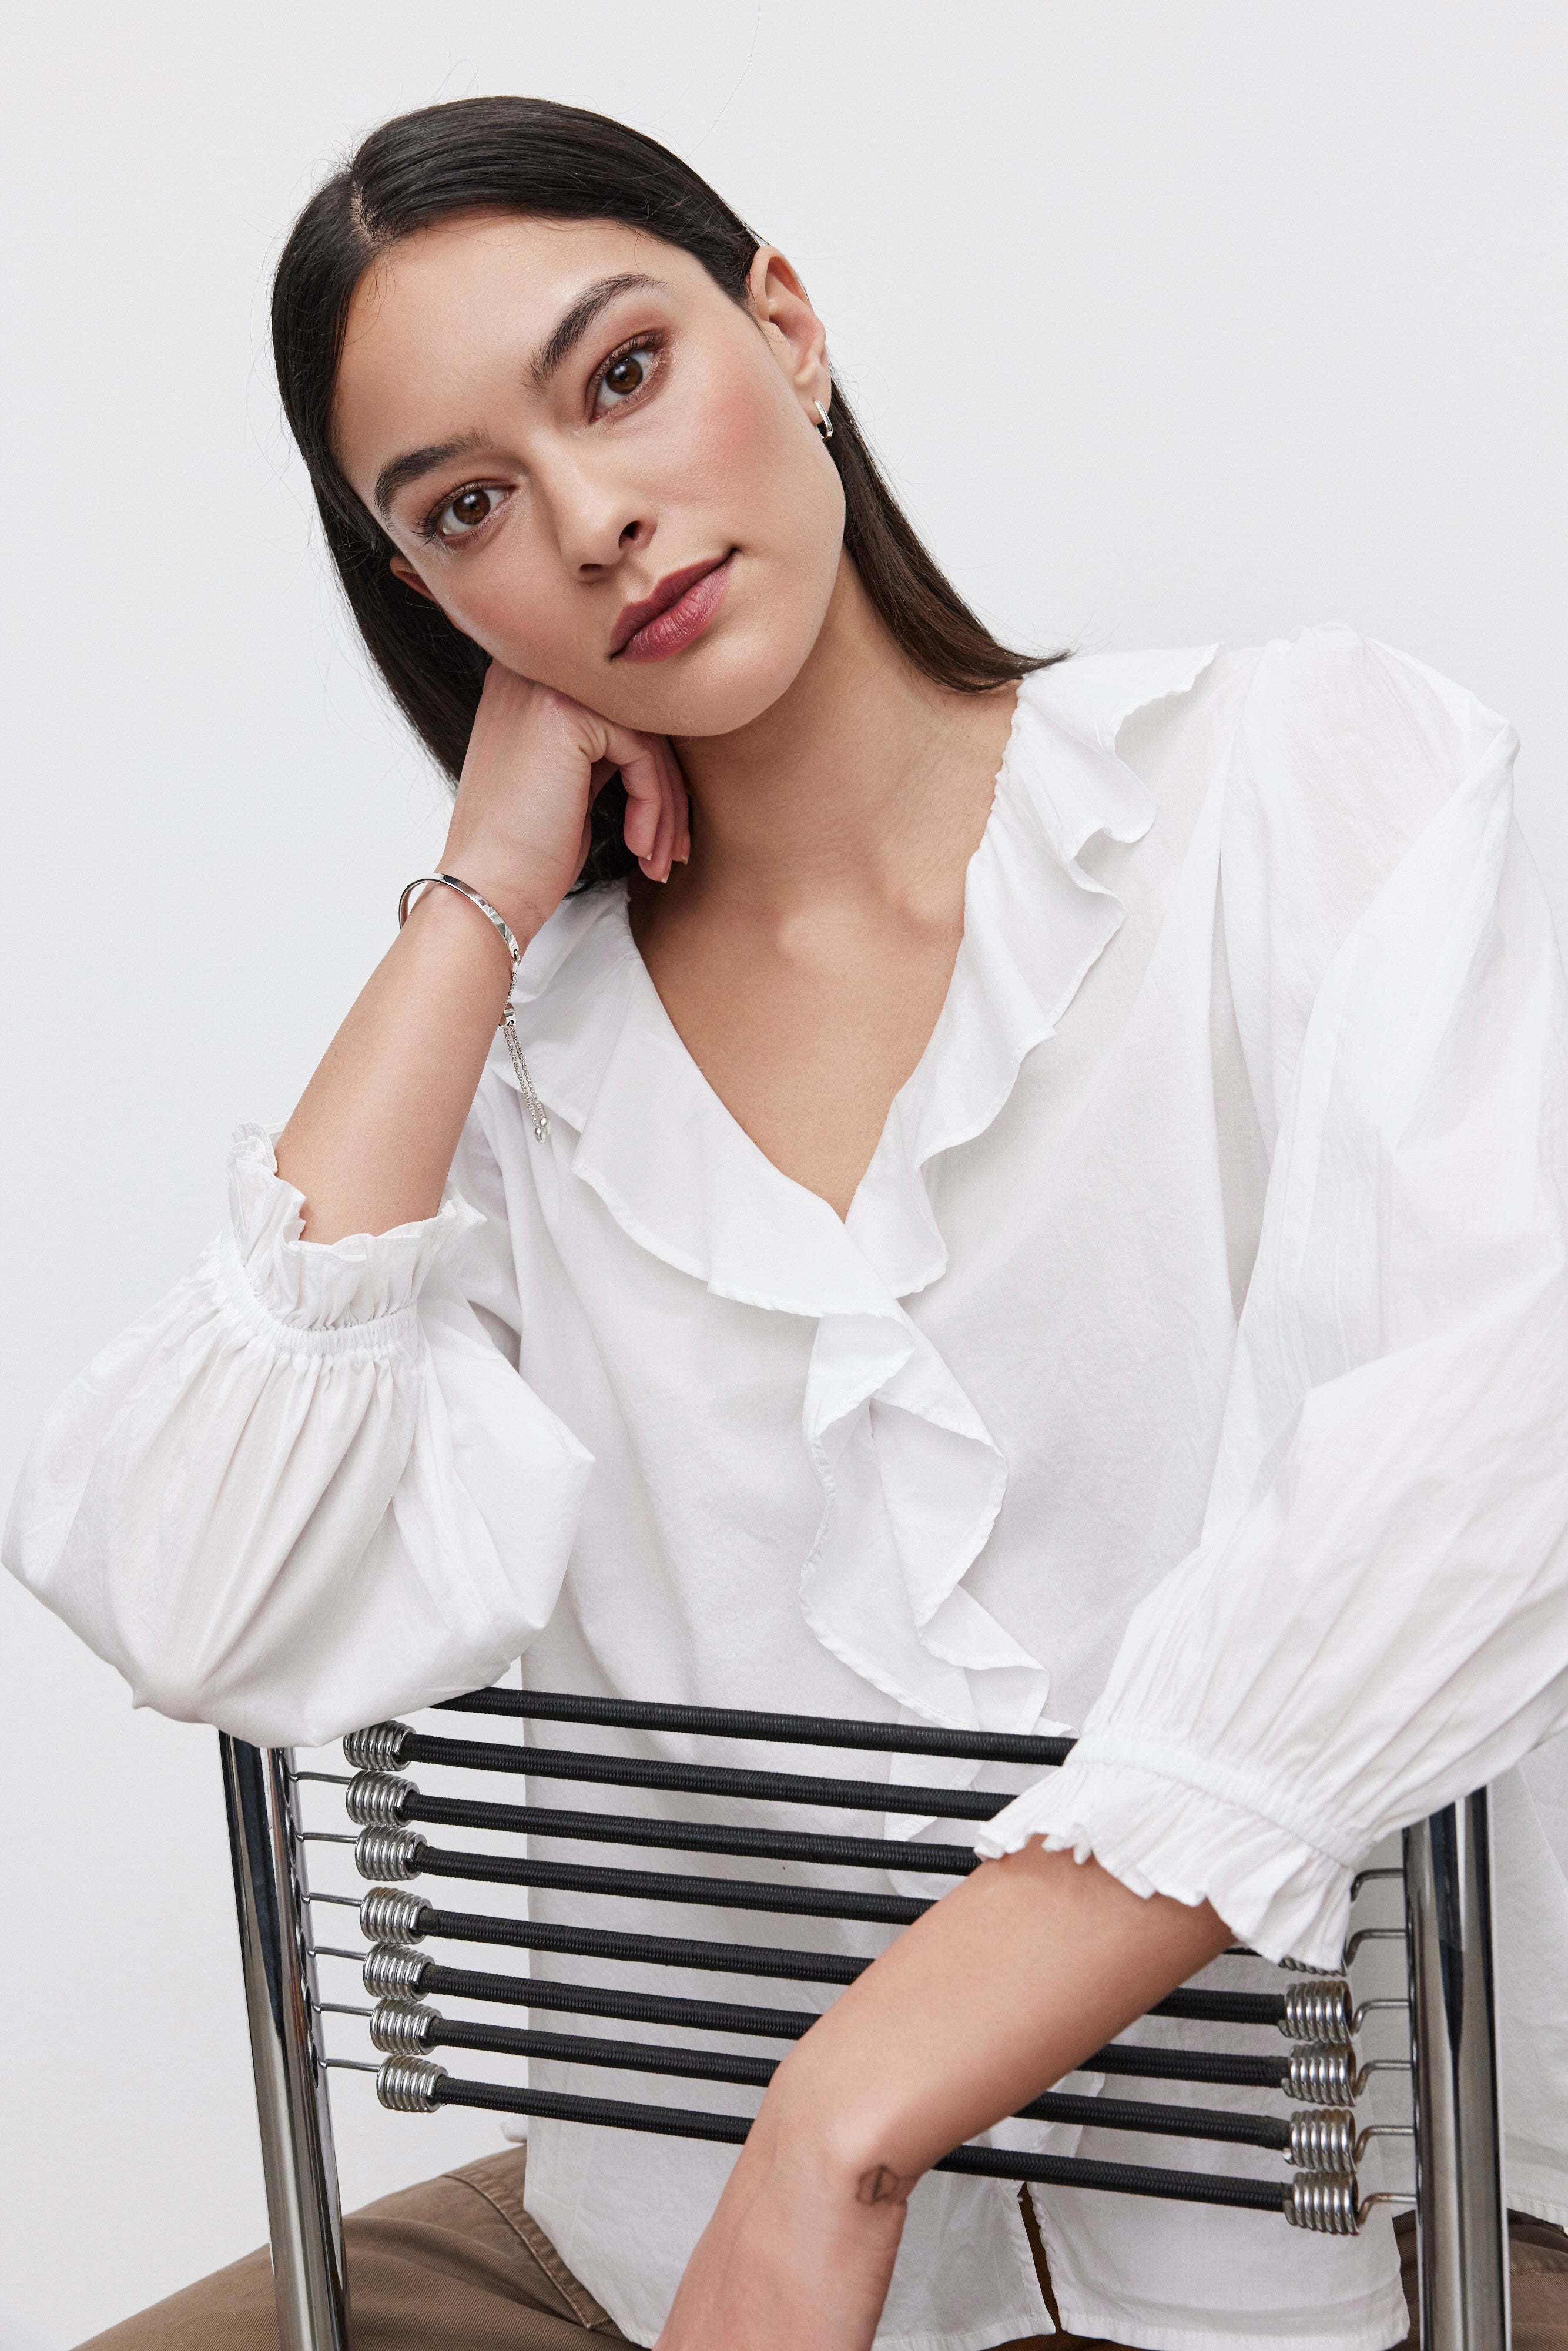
[80,2144,1568,2350]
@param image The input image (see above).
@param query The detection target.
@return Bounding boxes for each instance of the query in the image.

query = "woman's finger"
[618,736,680,878]
[648,737,688,873]
[615,738,665,872]
[661,739,691,868]
[648,752,678,878]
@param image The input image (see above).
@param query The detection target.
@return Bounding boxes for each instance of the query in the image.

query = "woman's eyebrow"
[370,274,668,521]
[525,272,666,390]
[374,431,486,521]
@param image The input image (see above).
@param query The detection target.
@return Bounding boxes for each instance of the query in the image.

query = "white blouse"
[9,624,1568,2351]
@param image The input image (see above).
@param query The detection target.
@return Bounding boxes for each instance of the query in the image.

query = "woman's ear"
[389,555,438,603]
[745,245,832,430]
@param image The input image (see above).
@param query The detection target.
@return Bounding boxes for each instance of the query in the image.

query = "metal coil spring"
[371,2000,437,2054]
[347,1771,414,1827]
[1280,1979,1352,2046]
[343,1722,412,1771]
[360,1886,428,1944]
[363,1945,429,1997]
[1286,2173,1361,2234]
[1287,2109,1355,2173]
[1284,2047,1354,2105]
[354,1826,427,1883]
[376,2055,447,2114]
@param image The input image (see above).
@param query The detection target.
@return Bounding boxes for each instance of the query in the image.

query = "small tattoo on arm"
[856,2164,910,2206]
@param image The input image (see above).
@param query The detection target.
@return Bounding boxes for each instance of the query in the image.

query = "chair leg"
[220,1734,352,2350]
[1405,1791,1510,2351]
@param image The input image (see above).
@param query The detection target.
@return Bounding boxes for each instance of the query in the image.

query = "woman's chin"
[607,625,819,742]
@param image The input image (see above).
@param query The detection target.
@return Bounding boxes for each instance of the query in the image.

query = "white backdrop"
[3,4,1566,2342]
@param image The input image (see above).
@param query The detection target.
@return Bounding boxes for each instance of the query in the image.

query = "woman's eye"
[436,485,501,538]
[594,346,658,413]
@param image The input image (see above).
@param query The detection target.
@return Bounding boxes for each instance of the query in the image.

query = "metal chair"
[219,1689,1510,2350]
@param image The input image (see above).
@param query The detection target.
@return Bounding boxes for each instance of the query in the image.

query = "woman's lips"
[613,554,734,663]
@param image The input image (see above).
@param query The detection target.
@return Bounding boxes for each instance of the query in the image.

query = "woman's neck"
[666,555,1016,920]
[630,555,1021,1217]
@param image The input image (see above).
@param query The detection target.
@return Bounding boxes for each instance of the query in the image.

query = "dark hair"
[272,95,1062,883]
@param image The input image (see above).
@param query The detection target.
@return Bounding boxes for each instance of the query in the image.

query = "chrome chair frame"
[219,1721,1510,2351]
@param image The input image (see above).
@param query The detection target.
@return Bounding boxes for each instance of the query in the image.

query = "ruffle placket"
[491,651,1221,1784]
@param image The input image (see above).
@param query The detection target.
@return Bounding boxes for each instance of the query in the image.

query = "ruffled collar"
[494,646,1218,1736]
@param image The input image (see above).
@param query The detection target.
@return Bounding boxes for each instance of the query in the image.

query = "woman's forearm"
[275,883,519,1243]
[273,674,686,1244]
[766,1843,1231,2196]
[655,1846,1231,2348]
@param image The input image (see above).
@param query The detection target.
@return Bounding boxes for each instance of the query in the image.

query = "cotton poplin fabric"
[9,625,1568,2350]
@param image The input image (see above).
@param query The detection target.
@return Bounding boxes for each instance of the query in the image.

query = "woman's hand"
[276,667,686,1242]
[438,662,689,942]
[656,1843,1232,2351]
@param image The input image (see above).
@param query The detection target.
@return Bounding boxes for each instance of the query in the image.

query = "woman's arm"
[278,664,686,1241]
[970,637,1568,1975]
[658,1845,1228,2351]
[4,665,686,1744]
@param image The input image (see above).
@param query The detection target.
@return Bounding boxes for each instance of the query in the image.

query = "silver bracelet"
[397,873,550,1143]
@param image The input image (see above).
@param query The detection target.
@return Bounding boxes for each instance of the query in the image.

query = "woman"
[8,93,1568,2351]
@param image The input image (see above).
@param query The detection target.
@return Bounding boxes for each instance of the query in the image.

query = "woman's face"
[333,212,845,738]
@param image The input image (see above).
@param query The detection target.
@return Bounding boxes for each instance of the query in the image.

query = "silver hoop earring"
[813,399,833,440]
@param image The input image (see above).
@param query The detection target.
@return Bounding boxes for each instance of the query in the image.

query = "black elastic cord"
[414,1964,1288,2088]
[413,1855,1297,1982]
[936,2141,1284,2210]
[435,1686,1074,1768]
[408,1903,1284,2025]
[422,2020,1288,2152]
[406,1792,979,1878]
[431,2019,776,2087]
[1017,2089,1286,2145]
[403,1733,1009,1821]
[420,1906,864,1984]
[416,1846,929,1926]
[1093,2044,1288,2091]
[421,1965,819,2041]
[425,2078,1286,2214]
[1152,1988,1286,2028]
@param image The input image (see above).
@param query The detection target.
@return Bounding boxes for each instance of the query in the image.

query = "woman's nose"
[547,462,653,577]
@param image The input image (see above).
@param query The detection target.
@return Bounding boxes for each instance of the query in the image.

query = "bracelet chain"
[398,872,551,1145]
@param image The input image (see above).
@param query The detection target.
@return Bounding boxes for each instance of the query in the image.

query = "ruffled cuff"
[973,1749,1359,1968]
[225,1123,486,1332]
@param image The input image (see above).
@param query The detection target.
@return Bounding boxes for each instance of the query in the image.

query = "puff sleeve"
[2,1100,592,1747]
[977,627,1568,1967]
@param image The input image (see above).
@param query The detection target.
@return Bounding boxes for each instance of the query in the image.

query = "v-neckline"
[612,682,1031,1233]
[491,644,1218,1733]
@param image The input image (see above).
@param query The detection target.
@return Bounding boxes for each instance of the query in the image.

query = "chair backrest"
[219,1690,1510,2351]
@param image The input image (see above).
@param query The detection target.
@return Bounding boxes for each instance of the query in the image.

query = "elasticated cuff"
[226,1123,486,1332]
[974,1750,1359,1968]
